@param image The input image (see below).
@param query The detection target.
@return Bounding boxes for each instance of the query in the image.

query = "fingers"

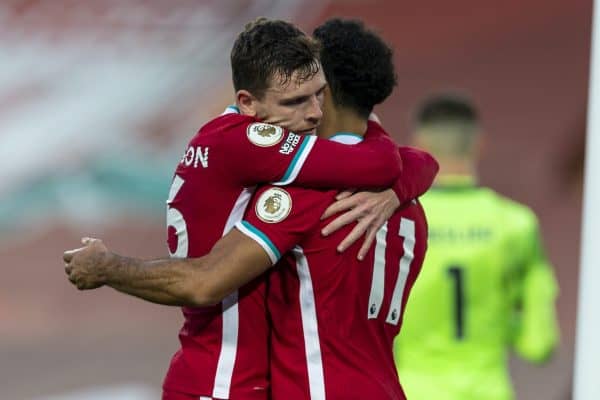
[63,246,87,263]
[76,280,89,290]
[323,190,394,259]
[356,212,389,260]
[336,190,355,201]
[357,227,378,261]
[70,276,86,290]
[322,194,373,234]
[64,236,103,264]
[65,268,94,290]
[63,250,73,263]
[335,212,381,259]
[82,237,102,245]
[64,238,97,262]
[336,216,372,253]
[321,210,358,236]
[64,238,97,290]
[322,191,368,220]
[321,197,354,221]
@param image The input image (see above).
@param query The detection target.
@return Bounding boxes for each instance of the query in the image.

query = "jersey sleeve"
[292,126,403,189]
[234,186,331,264]
[510,215,560,363]
[222,120,317,186]
[223,119,402,189]
[392,146,439,202]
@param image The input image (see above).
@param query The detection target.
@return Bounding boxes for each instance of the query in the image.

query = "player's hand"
[63,237,111,290]
[321,189,400,260]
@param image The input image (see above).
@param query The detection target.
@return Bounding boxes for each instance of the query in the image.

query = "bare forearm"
[64,230,273,307]
[103,255,208,306]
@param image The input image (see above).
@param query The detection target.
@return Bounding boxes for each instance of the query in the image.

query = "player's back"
[165,112,275,399]
[394,183,545,400]
[268,195,428,400]
[228,129,437,400]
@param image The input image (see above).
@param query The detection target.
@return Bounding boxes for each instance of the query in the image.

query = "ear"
[236,90,257,117]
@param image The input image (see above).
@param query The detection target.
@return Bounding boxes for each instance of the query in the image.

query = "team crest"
[256,188,292,223]
[247,123,284,147]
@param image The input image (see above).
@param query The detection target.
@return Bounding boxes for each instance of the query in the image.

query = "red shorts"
[162,389,213,400]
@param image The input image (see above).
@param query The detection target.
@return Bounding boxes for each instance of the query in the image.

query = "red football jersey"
[163,109,420,399]
[236,136,428,399]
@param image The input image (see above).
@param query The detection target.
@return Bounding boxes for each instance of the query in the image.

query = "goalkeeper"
[393,93,560,400]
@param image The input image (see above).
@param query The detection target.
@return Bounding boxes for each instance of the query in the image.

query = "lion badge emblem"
[256,188,292,223]
[247,123,284,147]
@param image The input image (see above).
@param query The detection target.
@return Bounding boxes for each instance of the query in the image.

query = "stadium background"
[0,0,590,398]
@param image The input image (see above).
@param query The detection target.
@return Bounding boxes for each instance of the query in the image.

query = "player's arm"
[511,219,560,363]
[63,186,321,305]
[392,145,439,202]
[227,120,403,189]
[63,232,274,307]
[298,139,438,199]
[290,130,403,188]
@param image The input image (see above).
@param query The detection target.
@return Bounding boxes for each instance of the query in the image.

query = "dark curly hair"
[231,17,321,99]
[313,18,397,118]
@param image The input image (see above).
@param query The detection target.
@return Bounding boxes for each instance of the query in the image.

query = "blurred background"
[0,0,590,398]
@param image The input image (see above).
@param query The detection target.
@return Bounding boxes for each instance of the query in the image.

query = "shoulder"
[191,114,291,150]
[366,120,392,138]
[484,188,540,233]
[207,115,291,148]
[366,119,385,133]
[199,113,256,136]
[490,190,538,221]
[184,113,255,147]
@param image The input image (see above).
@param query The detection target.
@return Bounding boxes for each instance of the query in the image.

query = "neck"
[435,157,477,183]
[318,107,367,139]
